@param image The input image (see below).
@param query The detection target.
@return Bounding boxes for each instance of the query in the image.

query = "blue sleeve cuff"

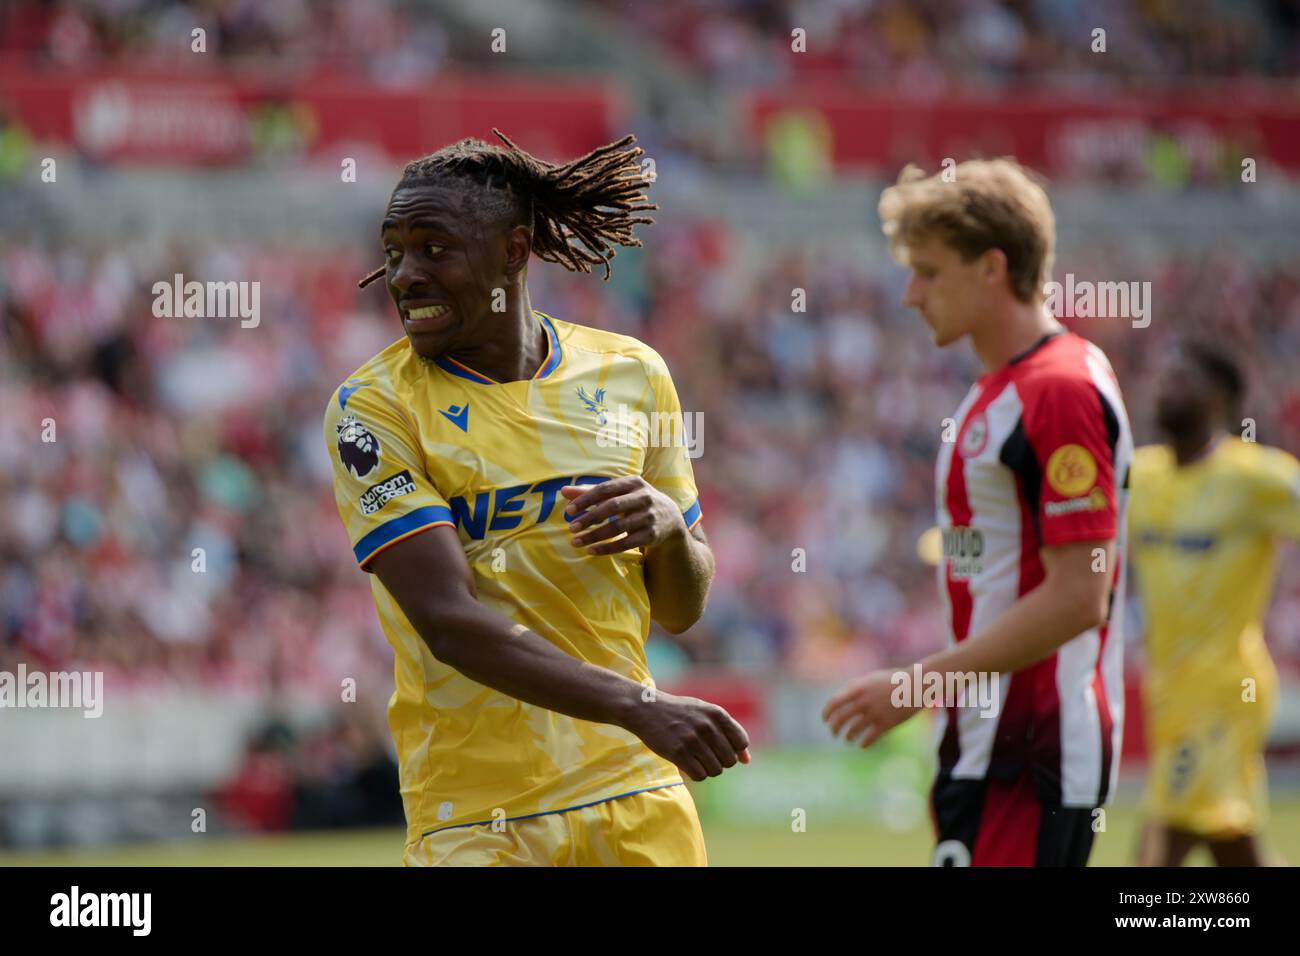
[354,505,454,568]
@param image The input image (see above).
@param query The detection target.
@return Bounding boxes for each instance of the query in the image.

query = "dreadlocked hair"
[358,128,657,289]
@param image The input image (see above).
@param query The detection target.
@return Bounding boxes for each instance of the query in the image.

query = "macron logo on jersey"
[338,380,370,410]
[440,403,469,433]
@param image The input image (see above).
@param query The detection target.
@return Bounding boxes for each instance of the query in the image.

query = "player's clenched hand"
[623,690,751,781]
[561,476,686,556]
[822,670,920,749]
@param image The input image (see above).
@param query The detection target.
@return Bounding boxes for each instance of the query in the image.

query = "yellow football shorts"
[1144,707,1273,838]
[402,783,708,867]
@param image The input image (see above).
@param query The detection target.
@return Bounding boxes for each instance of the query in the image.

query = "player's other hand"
[623,689,751,781]
[822,670,920,749]
[561,477,686,556]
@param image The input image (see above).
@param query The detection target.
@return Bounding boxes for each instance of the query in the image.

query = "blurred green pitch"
[3,798,1298,866]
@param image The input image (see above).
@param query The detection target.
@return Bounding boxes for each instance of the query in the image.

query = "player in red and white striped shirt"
[824,159,1133,866]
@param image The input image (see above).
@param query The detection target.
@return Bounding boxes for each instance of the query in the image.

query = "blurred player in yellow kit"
[1129,340,1300,866]
[325,131,749,866]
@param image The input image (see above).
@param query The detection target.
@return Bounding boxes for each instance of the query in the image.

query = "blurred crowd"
[5,0,1297,88]
[216,704,403,833]
[592,0,1300,88]
[0,0,449,81]
[4,223,1300,706]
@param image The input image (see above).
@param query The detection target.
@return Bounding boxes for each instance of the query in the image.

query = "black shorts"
[931,771,1098,867]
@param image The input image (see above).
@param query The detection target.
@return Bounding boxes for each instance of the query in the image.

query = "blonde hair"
[878,158,1055,303]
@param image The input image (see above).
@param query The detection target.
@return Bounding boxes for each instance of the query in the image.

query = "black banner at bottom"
[0,864,1284,941]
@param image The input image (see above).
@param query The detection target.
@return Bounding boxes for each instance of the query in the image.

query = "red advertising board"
[0,65,622,165]
[747,85,1300,177]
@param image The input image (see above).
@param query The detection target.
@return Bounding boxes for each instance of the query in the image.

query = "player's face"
[380,184,511,359]
[1154,354,1211,435]
[900,236,986,347]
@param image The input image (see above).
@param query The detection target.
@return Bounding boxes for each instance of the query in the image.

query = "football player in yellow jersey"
[1129,340,1300,866]
[325,130,750,866]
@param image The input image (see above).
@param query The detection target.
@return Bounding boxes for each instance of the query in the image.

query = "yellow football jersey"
[324,310,702,845]
[1128,436,1300,733]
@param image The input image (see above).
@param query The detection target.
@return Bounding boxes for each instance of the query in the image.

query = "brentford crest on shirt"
[959,411,989,458]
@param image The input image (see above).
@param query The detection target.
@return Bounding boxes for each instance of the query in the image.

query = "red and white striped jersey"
[934,330,1133,807]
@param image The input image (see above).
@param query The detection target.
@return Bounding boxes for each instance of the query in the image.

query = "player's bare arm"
[921,537,1114,676]
[640,522,713,634]
[369,524,745,780]
[560,476,715,634]
[824,538,1114,747]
